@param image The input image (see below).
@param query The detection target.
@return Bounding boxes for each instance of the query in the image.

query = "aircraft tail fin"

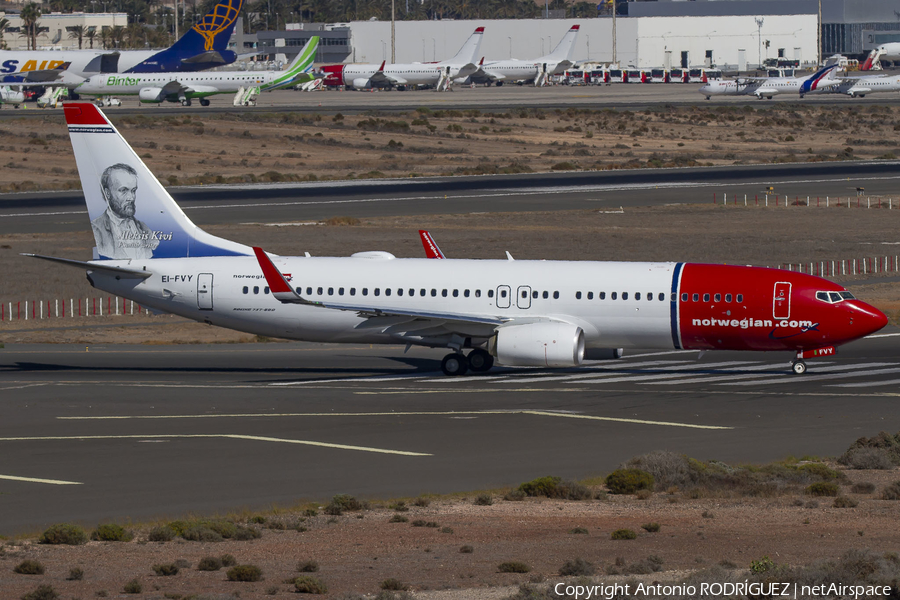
[264,36,320,90]
[63,103,251,260]
[128,0,244,72]
[418,230,446,258]
[801,63,839,94]
[861,49,878,71]
[541,24,580,61]
[439,27,484,66]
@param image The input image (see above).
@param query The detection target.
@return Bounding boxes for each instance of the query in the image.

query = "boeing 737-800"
[75,37,318,106]
[30,103,888,377]
[1,0,242,82]
[463,25,580,86]
[321,27,483,90]
[699,64,839,100]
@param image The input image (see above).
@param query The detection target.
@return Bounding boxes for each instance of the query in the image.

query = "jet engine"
[351,77,373,89]
[138,87,165,103]
[491,322,584,367]
[0,88,25,105]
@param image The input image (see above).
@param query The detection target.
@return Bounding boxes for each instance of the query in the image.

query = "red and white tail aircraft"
[30,103,888,377]
[463,24,580,86]
[861,43,900,71]
[321,26,483,90]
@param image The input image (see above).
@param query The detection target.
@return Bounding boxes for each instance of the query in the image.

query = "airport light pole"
[755,17,764,70]
[508,36,512,59]
[612,0,617,65]
[817,0,822,65]
[391,0,395,63]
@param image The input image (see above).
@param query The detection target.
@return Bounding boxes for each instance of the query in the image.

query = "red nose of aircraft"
[847,300,889,340]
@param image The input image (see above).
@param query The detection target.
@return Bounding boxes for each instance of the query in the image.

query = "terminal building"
[0,12,127,51]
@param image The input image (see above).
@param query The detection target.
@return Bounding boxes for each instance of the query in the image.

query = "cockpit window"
[829,292,842,303]
[816,292,829,302]
[817,290,855,304]
[840,291,855,300]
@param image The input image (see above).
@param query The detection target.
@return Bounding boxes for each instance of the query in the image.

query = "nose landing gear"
[790,360,807,375]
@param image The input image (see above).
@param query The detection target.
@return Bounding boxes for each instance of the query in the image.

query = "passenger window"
[829,292,842,303]
[242,286,248,294]
[442,289,448,297]
[703,293,710,302]
[397,288,403,296]
[670,293,675,301]
[622,292,629,300]
[500,289,507,298]
[362,288,368,296]
[587,292,593,300]
[647,293,652,301]
[317,287,323,295]
[736,294,743,303]
[264,287,270,294]
[599,292,606,300]
[384,288,391,296]
[576,291,582,299]
[328,287,334,295]
[543,291,549,299]
[714,293,721,302]
[465,290,470,297]
[553,291,559,299]
[611,292,617,300]
[339,288,345,295]
[350,288,356,296]
[692,293,699,302]
[725,294,731,303]
[475,290,481,298]
[532,291,538,299]
[296,288,302,294]
[453,289,459,297]
[635,292,641,300]
[682,293,688,302]
[306,287,312,295]
[488,290,494,298]
[409,289,414,296]
[431,289,437,297]
[374,288,380,296]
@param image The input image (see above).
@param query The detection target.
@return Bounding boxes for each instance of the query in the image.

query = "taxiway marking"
[0,474,82,485]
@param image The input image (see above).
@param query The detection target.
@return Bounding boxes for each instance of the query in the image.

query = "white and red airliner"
[29,103,888,376]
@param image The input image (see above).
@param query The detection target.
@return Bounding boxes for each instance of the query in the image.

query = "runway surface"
[3,83,900,120]
[1,327,898,534]
[3,160,900,235]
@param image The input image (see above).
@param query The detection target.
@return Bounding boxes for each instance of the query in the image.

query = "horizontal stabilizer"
[22,253,152,278]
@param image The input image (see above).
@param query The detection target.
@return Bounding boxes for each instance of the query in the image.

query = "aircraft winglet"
[253,246,311,304]
[418,230,445,259]
[378,60,386,71]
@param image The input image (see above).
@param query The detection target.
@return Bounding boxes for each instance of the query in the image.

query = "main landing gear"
[790,359,807,375]
[440,348,494,376]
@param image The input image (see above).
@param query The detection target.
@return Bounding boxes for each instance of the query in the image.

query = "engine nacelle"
[351,77,372,90]
[138,87,164,103]
[0,89,25,104]
[492,322,584,368]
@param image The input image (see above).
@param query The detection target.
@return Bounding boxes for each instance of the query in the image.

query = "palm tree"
[67,24,85,49]
[85,26,96,49]
[0,17,9,50]
[108,25,125,48]
[19,2,42,51]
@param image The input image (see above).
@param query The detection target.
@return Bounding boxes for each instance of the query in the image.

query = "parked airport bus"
[669,68,688,82]
[649,68,669,83]
[626,69,647,83]
[608,68,627,83]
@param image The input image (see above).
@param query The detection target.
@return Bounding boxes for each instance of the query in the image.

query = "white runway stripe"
[718,364,900,386]
[573,361,760,384]
[830,378,900,388]
[492,360,696,383]
[0,474,83,485]
[645,362,797,385]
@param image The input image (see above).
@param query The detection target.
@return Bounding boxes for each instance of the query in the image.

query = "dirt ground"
[1,466,899,600]
[1,104,899,192]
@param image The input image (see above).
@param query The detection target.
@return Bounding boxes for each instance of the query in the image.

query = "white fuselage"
[76,70,283,98]
[342,64,442,88]
[699,77,804,98]
[831,75,900,97]
[0,50,159,79]
[91,256,678,349]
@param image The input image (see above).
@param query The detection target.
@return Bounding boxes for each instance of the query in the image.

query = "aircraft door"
[773,282,791,320]
[198,273,214,310]
[496,285,511,309]
[517,286,532,309]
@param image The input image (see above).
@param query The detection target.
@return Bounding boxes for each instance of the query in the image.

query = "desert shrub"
[249,515,266,524]
[841,447,895,470]
[152,563,179,576]
[851,482,876,494]
[21,585,58,600]
[750,556,775,573]
[504,489,526,501]
[498,561,531,573]
[518,476,561,497]
[441,526,454,534]
[324,494,368,515]
[424,521,440,528]
[148,526,175,542]
[197,556,223,571]
[304,508,318,517]
[67,567,84,580]
[626,555,664,574]
[642,522,661,533]
[389,501,408,512]
[474,493,493,506]
[806,482,839,497]
[220,554,237,567]
[181,526,223,542]
[635,489,652,500]
[14,559,45,575]
[611,529,637,540]
[410,519,426,527]
[412,497,430,507]
[381,578,409,591]
[881,481,900,500]
[460,545,474,554]
[39,523,87,545]
[559,557,595,576]
[123,578,142,593]
[227,564,263,582]
[297,560,319,573]
[606,469,654,494]
[833,496,858,508]
[797,463,844,481]
[568,527,589,535]
[91,523,132,542]
[294,575,327,594]
[389,514,409,523]
[231,526,261,540]
[839,431,900,466]
[556,480,592,500]
[624,451,699,491]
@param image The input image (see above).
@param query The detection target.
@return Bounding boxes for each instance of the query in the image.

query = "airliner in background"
[461,24,580,86]
[321,26,483,90]
[861,43,900,70]
[29,102,888,377]
[801,71,900,98]
[699,64,840,99]
[75,37,318,106]
[0,86,25,107]
[0,0,242,82]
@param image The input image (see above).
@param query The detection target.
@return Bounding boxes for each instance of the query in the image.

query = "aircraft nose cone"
[852,302,889,337]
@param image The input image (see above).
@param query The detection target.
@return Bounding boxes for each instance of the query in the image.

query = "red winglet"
[378,60,386,71]
[474,27,484,33]
[478,57,484,66]
[570,24,580,30]
[63,102,108,126]
[252,247,293,294]
[418,230,445,259]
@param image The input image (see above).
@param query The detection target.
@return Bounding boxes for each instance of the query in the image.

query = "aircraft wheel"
[441,353,469,376]
[496,81,503,87]
[791,360,807,375]
[199,98,210,106]
[181,98,192,106]
[467,348,494,373]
